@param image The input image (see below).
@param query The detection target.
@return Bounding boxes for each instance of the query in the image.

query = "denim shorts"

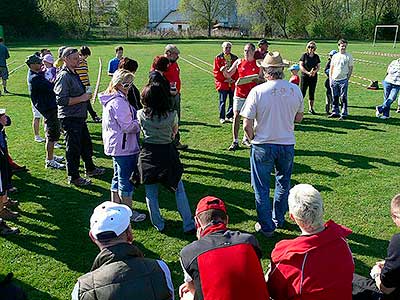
[233,96,246,112]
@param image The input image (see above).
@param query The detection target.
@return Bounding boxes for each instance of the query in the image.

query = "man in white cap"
[72,201,174,300]
[240,52,304,237]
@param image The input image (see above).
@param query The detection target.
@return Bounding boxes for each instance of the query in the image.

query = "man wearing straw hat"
[240,52,304,237]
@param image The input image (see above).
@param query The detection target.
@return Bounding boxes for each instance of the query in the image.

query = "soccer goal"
[373,25,398,48]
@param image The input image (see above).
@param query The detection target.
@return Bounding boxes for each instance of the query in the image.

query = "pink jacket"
[99,91,140,157]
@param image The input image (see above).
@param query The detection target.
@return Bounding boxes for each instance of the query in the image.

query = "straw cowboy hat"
[257,51,289,68]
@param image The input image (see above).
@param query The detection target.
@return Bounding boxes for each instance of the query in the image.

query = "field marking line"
[354,58,387,66]
[8,63,26,76]
[354,51,400,58]
[180,56,213,75]
[317,71,370,88]
[188,55,214,67]
[7,60,17,66]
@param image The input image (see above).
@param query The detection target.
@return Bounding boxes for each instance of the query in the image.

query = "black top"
[299,53,321,74]
[381,233,400,292]
[28,70,57,118]
[127,84,142,111]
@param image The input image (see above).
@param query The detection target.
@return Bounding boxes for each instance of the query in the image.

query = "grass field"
[0,39,400,299]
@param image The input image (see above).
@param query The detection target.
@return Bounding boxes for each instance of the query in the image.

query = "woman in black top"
[299,41,321,114]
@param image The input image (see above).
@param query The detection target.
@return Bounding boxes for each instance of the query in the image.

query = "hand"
[376,261,385,268]
[0,115,7,126]
[81,93,92,102]
[220,66,227,72]
[179,283,190,298]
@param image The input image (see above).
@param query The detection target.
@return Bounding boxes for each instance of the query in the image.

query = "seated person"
[353,194,400,300]
[72,201,173,300]
[267,184,354,300]
[179,196,269,300]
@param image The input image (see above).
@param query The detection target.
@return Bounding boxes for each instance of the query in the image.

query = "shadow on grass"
[298,116,385,133]
[0,274,58,300]
[180,120,220,128]
[296,149,400,169]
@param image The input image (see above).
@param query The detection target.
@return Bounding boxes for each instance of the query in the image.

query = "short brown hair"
[197,209,227,225]
[115,46,123,53]
[118,57,138,73]
[80,45,91,56]
[338,39,348,45]
[391,194,400,212]
[152,55,169,72]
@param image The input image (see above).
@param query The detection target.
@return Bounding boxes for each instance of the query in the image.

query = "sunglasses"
[121,82,133,89]
[308,46,316,49]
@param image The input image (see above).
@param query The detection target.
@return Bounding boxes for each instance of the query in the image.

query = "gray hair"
[263,67,284,80]
[288,184,324,231]
[221,41,232,48]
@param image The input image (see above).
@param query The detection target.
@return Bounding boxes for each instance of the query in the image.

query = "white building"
[148,0,189,31]
[148,0,239,31]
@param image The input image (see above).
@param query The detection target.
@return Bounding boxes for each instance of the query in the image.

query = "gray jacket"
[54,66,87,119]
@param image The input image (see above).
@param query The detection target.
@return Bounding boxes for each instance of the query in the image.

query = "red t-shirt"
[235,59,260,98]
[164,61,181,93]
[289,74,300,85]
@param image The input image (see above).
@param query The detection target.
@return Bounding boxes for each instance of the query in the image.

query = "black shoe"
[228,142,239,151]
[308,109,316,115]
[0,220,19,236]
[175,142,189,150]
[328,113,340,118]
[3,89,10,94]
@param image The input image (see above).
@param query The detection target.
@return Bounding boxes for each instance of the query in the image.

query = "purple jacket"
[99,91,140,157]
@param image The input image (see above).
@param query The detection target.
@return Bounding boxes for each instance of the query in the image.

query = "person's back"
[0,43,9,67]
[77,243,171,300]
[181,230,268,300]
[246,79,303,145]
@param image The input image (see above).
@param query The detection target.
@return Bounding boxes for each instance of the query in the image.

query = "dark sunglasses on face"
[308,46,315,49]
[121,82,132,89]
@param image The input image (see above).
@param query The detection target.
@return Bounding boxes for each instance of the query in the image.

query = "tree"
[180,0,236,37]
[117,0,148,38]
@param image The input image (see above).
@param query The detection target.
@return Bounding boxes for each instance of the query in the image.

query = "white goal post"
[373,25,398,48]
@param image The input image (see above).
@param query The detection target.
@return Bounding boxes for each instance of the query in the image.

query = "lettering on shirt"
[270,87,294,97]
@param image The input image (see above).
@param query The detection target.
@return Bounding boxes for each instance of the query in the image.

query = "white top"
[384,59,400,86]
[240,79,304,145]
[330,52,354,81]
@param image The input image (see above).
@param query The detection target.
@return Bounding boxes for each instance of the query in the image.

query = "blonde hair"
[306,40,317,52]
[106,69,134,94]
[289,184,324,232]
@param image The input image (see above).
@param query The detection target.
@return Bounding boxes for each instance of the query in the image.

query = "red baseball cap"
[195,196,227,216]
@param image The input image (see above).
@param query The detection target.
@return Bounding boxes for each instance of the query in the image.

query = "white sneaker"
[53,155,65,163]
[45,159,65,169]
[54,142,62,149]
[219,118,226,124]
[34,136,45,143]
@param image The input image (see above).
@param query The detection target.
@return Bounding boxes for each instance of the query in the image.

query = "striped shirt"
[76,58,90,86]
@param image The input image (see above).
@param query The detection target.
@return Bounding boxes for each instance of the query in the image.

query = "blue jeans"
[111,154,138,197]
[145,180,195,232]
[331,79,349,115]
[250,144,294,232]
[218,90,234,119]
[377,80,400,117]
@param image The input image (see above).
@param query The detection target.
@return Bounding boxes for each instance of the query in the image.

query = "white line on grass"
[188,55,213,67]
[354,51,400,58]
[9,63,26,76]
[180,56,213,75]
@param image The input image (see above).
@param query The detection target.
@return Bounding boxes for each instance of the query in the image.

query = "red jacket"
[164,61,181,93]
[213,53,238,91]
[268,220,354,300]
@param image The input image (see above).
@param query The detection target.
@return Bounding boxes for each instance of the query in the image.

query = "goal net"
[373,25,399,48]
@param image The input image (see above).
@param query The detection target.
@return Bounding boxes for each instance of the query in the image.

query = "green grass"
[1,39,400,299]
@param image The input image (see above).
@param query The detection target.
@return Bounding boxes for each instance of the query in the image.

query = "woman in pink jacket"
[99,69,146,222]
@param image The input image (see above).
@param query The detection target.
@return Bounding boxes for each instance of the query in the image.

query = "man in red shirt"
[267,184,354,300]
[222,43,263,151]
[179,196,270,300]
[213,41,238,124]
[164,44,188,150]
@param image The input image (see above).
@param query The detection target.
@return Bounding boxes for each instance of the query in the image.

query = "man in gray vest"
[71,201,173,300]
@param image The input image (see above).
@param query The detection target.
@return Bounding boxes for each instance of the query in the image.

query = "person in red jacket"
[179,196,270,300]
[267,184,354,300]
[213,41,238,124]
[222,43,263,151]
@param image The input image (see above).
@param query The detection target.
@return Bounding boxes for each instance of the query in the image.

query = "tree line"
[1,0,399,40]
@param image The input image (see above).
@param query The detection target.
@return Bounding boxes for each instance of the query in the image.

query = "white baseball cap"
[90,201,132,240]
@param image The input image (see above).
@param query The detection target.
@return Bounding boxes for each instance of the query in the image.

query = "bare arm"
[223,59,239,78]
[294,112,303,123]
[299,61,311,76]
[243,118,254,141]
[347,65,353,79]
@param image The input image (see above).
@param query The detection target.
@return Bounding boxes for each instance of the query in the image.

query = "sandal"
[130,210,146,222]
[0,207,20,220]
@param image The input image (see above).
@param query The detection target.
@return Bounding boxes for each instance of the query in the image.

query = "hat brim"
[257,59,290,68]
